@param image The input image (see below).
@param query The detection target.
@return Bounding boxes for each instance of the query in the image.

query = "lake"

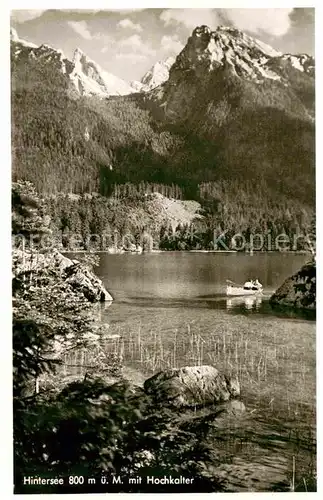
[96,250,312,309]
[66,251,316,490]
[94,251,316,490]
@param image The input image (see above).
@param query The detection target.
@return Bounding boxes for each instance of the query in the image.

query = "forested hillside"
[11,25,315,249]
[45,186,313,252]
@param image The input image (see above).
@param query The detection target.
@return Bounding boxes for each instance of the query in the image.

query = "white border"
[2,2,321,499]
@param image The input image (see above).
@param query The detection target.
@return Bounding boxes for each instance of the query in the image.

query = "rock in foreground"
[63,261,112,302]
[270,261,316,310]
[13,248,113,302]
[144,365,240,407]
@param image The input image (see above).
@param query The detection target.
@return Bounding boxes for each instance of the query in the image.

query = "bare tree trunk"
[22,237,26,283]
[305,232,316,261]
[35,377,39,395]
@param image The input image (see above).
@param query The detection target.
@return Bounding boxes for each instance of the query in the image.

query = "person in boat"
[252,278,263,291]
[243,279,254,290]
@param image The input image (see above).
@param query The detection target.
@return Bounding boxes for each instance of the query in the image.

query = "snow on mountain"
[11,26,175,97]
[70,48,134,97]
[130,80,145,92]
[148,24,315,126]
[11,25,315,100]
[150,24,315,112]
[139,56,176,91]
[281,53,315,76]
[11,28,135,98]
[172,25,286,84]
[10,27,38,49]
[11,31,70,76]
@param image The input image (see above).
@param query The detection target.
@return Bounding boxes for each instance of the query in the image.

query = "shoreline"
[62,249,310,255]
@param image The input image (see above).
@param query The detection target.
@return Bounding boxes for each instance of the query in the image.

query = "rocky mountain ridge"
[11,24,315,212]
[11,28,134,97]
[70,47,134,96]
[10,27,37,48]
[172,26,314,81]
[281,53,315,77]
[11,25,314,99]
[149,25,315,125]
[10,27,174,97]
[132,56,176,92]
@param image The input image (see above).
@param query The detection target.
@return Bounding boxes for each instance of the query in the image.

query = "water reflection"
[94,252,310,306]
[226,295,263,311]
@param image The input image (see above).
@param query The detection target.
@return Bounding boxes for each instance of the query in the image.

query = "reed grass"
[56,317,315,491]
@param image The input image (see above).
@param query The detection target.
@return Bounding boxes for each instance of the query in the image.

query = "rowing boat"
[226,280,263,297]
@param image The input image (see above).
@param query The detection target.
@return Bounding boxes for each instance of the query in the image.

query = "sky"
[10,8,315,82]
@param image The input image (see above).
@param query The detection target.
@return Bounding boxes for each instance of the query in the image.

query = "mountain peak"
[11,34,136,98]
[69,47,134,97]
[192,25,212,37]
[191,24,280,57]
[72,47,89,63]
[137,56,176,92]
[10,27,19,42]
[74,47,85,56]
[10,26,38,49]
[172,24,285,83]
[148,23,314,127]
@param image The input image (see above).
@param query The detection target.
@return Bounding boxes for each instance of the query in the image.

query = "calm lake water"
[96,251,312,311]
[95,250,315,390]
[72,251,317,490]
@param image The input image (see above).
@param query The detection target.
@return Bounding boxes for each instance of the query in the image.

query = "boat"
[226,280,263,297]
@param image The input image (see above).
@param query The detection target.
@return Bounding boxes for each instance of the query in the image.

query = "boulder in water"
[63,262,113,302]
[270,261,316,310]
[144,365,240,408]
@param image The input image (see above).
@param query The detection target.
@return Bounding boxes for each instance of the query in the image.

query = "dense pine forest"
[44,183,313,252]
[11,30,315,252]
